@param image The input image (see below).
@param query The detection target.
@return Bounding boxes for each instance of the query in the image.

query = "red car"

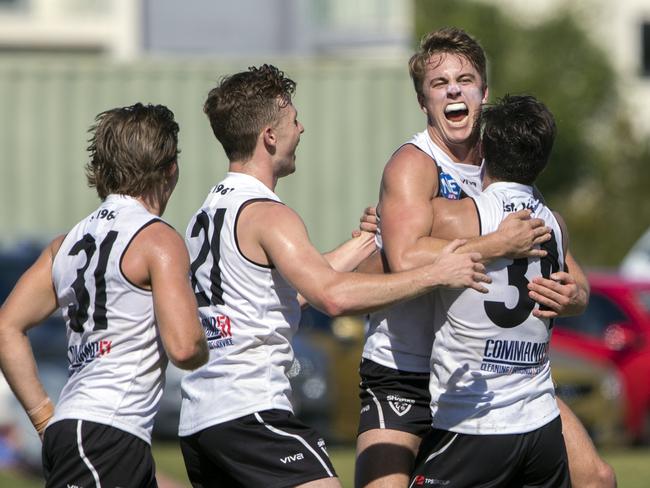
[551,272,650,444]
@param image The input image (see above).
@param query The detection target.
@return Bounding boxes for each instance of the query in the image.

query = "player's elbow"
[596,460,617,488]
[167,340,209,370]
[581,460,616,488]
[311,289,347,317]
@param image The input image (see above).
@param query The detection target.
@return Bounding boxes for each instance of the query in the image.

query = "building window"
[643,22,650,77]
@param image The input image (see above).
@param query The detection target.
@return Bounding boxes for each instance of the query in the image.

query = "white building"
[0,0,647,133]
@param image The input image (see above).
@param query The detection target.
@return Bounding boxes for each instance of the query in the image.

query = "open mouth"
[444,102,469,122]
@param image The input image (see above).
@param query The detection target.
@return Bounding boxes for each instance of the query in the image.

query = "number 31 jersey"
[430,182,565,435]
[179,172,301,436]
[50,195,167,444]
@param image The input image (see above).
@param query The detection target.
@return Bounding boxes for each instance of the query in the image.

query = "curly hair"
[409,27,487,100]
[85,103,179,200]
[203,64,296,162]
[480,94,556,185]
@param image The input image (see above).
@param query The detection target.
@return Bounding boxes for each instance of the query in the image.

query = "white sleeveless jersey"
[430,182,564,434]
[179,172,301,436]
[362,130,483,372]
[50,195,167,444]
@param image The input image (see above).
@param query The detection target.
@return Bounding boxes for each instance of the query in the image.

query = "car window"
[555,293,628,338]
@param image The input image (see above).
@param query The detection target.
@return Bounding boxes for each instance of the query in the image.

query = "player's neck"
[134,195,165,217]
[448,144,481,165]
[229,159,278,191]
[427,127,481,165]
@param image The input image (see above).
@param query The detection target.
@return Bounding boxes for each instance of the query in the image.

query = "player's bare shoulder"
[381,143,440,198]
[138,220,188,260]
[123,220,189,289]
[239,199,303,242]
[48,234,67,260]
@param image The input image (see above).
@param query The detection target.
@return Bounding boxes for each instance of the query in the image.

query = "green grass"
[1,443,649,487]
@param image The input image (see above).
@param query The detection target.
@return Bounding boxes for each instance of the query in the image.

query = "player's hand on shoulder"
[498,209,551,259]
[429,239,491,293]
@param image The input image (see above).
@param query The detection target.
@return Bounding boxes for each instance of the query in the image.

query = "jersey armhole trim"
[234,198,281,269]
[119,218,163,292]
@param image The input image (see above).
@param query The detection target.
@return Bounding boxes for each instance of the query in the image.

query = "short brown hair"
[203,64,296,162]
[85,103,179,200]
[409,27,487,100]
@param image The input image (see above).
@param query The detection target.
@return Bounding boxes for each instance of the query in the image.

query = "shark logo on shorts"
[317,438,329,457]
[387,394,414,417]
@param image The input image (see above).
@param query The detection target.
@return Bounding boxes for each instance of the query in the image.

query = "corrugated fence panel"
[0,56,423,251]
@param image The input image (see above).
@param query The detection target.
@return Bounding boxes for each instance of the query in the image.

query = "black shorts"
[42,419,157,488]
[179,409,337,488]
[410,416,570,488]
[357,358,432,437]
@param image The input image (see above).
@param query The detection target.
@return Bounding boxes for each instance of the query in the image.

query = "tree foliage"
[414,0,650,266]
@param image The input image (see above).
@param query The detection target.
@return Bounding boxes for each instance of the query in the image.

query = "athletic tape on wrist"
[27,397,54,434]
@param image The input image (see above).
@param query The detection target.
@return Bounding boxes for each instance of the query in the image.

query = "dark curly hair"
[203,64,296,162]
[480,94,556,185]
[85,103,179,200]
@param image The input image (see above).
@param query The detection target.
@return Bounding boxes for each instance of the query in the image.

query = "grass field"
[1,443,649,487]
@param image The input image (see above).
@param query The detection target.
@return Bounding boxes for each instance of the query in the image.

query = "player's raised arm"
[248,201,489,317]
[378,145,449,272]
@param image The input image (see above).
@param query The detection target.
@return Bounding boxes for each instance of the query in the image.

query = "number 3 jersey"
[179,172,301,437]
[430,182,565,435]
[50,195,167,444]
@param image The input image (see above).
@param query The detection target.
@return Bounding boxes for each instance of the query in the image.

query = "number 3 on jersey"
[67,231,118,333]
[484,230,560,328]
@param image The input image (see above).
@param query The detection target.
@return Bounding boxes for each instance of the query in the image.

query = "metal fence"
[0,55,423,251]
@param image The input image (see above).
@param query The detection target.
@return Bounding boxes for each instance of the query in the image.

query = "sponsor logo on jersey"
[280,452,304,464]
[387,394,415,417]
[201,314,234,349]
[67,484,84,488]
[68,340,113,375]
[461,177,479,189]
[503,198,539,213]
[480,339,549,375]
[360,404,370,414]
[413,474,450,486]
[439,172,462,200]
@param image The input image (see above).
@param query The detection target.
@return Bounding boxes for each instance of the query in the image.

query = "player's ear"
[262,125,277,149]
[417,93,427,114]
[481,85,489,104]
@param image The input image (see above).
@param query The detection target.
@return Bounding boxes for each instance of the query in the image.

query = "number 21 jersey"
[179,172,300,436]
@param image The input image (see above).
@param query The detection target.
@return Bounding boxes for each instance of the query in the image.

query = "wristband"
[27,397,54,435]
